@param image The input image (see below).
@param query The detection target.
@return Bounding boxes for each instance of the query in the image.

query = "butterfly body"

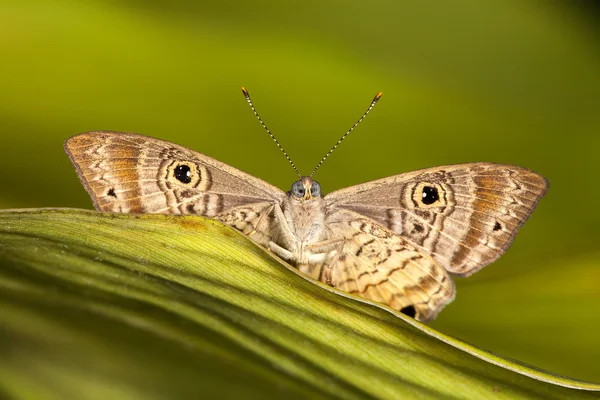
[65,131,548,321]
[281,181,328,246]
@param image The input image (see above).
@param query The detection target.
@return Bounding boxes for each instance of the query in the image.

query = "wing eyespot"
[165,161,211,191]
[174,164,192,184]
[421,186,439,204]
[400,305,417,319]
[168,161,198,186]
[408,181,447,209]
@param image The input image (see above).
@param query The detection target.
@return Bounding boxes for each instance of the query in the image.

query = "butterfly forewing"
[325,163,548,276]
[64,131,284,246]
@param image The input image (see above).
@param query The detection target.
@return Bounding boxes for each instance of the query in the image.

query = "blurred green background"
[1,0,599,384]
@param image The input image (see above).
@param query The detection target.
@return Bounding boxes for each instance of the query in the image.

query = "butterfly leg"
[271,203,299,250]
[305,238,344,252]
[268,241,294,261]
[302,239,346,285]
[247,204,275,237]
[263,203,300,261]
[321,241,346,285]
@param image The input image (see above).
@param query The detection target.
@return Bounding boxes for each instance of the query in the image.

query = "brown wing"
[325,163,548,277]
[324,210,455,321]
[65,131,284,242]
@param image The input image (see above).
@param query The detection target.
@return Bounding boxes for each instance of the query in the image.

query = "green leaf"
[432,255,600,383]
[0,209,598,399]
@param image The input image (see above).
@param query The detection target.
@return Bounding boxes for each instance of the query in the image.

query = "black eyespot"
[291,180,305,198]
[107,188,117,198]
[174,164,192,184]
[493,221,502,231]
[412,224,424,233]
[421,186,439,205]
[400,305,417,318]
[310,180,321,197]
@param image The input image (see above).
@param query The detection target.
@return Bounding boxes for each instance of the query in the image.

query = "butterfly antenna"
[309,91,383,177]
[241,87,301,179]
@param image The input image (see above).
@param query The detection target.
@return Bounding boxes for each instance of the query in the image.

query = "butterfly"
[64,88,548,321]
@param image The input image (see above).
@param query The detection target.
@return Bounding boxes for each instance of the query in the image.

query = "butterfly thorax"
[281,194,327,245]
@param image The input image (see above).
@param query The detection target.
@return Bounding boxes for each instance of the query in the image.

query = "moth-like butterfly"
[65,88,548,321]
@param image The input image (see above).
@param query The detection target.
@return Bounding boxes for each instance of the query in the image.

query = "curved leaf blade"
[0,209,598,399]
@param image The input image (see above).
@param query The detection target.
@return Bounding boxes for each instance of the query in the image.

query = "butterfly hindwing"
[323,210,455,321]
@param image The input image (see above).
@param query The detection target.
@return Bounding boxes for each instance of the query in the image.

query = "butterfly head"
[289,176,321,201]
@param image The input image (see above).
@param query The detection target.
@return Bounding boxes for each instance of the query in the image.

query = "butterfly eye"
[291,180,305,198]
[310,180,321,197]
[174,164,192,184]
